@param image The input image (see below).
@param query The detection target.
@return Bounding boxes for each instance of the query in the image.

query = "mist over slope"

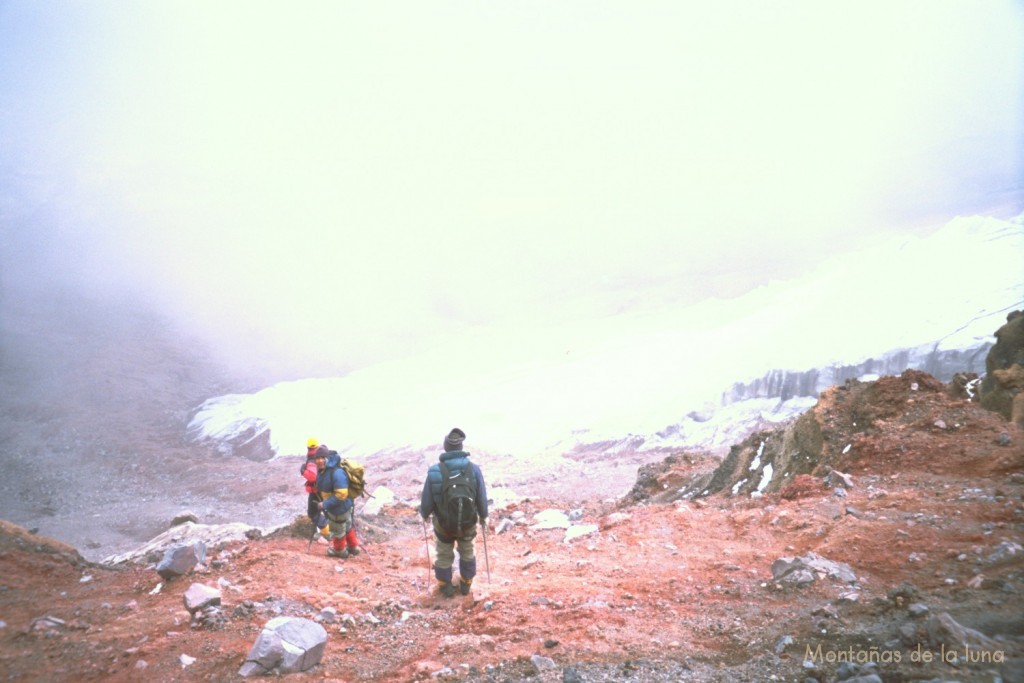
[0,212,1016,565]
[188,213,1023,465]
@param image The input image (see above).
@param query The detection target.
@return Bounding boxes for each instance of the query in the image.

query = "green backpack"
[340,458,366,498]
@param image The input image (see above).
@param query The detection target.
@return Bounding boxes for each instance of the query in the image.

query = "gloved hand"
[315,512,328,529]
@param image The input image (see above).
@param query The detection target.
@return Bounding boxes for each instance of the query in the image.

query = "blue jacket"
[316,452,354,516]
[420,451,488,521]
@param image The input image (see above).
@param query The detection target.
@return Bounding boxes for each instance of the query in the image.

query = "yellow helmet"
[306,438,318,449]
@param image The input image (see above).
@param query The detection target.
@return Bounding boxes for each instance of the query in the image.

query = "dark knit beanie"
[443,428,466,452]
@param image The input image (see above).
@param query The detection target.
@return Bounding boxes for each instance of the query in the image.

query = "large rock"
[103,521,272,566]
[980,310,1024,424]
[156,542,207,580]
[183,583,221,613]
[771,552,857,585]
[170,511,199,527]
[923,612,1000,652]
[361,486,395,516]
[238,617,327,677]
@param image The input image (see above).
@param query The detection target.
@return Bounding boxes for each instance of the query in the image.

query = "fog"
[2,1,1022,383]
[189,213,1024,460]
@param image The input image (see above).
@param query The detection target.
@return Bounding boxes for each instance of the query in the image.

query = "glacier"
[188,213,1023,466]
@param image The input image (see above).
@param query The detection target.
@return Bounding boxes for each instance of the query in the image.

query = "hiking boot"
[439,582,455,598]
[347,547,360,557]
[327,548,349,559]
[459,580,472,596]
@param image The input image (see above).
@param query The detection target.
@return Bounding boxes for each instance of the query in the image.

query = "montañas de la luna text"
[805,643,1005,665]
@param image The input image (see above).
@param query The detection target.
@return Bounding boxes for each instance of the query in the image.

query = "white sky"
[1,1,1022,380]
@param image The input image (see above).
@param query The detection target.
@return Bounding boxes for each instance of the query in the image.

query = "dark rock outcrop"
[979,310,1024,425]
[657,316,1024,501]
[673,368,1009,500]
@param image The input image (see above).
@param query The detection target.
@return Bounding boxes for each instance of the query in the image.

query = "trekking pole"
[355,533,382,572]
[306,526,318,554]
[481,519,491,582]
[422,518,432,587]
[307,510,325,554]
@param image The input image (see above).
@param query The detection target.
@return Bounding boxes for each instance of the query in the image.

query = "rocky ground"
[0,295,1022,682]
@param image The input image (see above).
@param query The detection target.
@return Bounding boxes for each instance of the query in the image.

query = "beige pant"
[327,508,353,540]
[431,517,475,569]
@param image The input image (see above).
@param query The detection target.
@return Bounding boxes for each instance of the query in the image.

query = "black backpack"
[437,461,479,533]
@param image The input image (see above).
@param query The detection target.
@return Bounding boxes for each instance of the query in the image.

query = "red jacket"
[301,454,319,495]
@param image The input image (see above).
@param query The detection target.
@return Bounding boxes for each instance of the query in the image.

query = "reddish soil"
[1,374,1022,682]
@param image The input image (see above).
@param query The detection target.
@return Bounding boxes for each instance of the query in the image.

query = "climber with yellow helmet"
[300,438,329,538]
